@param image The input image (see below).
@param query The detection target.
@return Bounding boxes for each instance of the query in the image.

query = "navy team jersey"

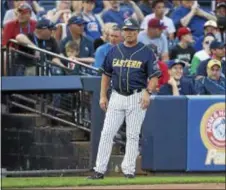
[101,42,161,92]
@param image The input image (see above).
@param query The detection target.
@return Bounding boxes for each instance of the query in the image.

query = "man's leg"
[94,91,126,174]
[121,92,147,176]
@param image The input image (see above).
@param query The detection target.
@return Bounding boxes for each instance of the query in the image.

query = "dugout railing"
[1,40,126,176]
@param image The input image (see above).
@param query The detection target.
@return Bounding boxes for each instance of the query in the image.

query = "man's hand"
[168,77,177,87]
[99,96,108,112]
[140,89,150,110]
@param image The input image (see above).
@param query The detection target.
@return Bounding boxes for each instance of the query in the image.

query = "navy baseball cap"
[122,18,140,30]
[167,59,186,69]
[36,18,56,30]
[210,40,225,49]
[67,16,87,25]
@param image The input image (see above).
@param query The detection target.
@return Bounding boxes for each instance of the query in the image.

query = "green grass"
[2,176,225,188]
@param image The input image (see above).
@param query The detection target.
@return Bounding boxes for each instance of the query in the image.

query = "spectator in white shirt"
[141,0,176,40]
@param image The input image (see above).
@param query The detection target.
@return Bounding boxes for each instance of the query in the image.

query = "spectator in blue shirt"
[195,59,225,95]
[170,0,217,38]
[196,40,225,79]
[138,0,152,17]
[158,59,196,95]
[94,25,122,68]
[101,0,144,27]
[60,16,94,65]
[81,0,102,40]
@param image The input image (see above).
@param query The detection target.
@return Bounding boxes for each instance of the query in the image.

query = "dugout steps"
[2,113,146,175]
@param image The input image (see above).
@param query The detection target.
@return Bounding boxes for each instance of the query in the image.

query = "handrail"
[8,39,99,72]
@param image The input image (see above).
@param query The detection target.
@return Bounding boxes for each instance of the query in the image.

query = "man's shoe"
[124,174,135,179]
[87,172,104,179]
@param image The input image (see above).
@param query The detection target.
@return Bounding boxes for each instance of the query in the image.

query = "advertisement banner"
[187,96,225,171]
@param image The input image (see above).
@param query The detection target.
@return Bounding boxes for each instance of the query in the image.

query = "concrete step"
[71,141,124,156]
[107,155,147,175]
[3,113,49,127]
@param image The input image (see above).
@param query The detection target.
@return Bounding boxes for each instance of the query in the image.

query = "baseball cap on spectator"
[210,40,225,49]
[148,18,167,30]
[122,18,140,30]
[207,59,221,68]
[177,27,192,39]
[67,16,87,25]
[17,2,32,13]
[216,2,226,9]
[204,20,218,28]
[167,59,186,69]
[36,18,56,30]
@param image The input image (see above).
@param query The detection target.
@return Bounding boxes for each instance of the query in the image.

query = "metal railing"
[5,39,100,77]
[2,40,126,176]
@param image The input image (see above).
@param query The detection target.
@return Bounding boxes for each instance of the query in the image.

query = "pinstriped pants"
[94,90,147,175]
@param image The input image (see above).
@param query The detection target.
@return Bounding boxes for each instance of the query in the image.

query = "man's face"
[83,1,95,12]
[110,0,120,9]
[38,28,52,40]
[122,29,139,43]
[205,26,217,34]
[109,30,122,45]
[216,6,226,17]
[154,2,165,16]
[207,65,221,80]
[182,33,193,43]
[212,47,225,58]
[169,64,183,80]
[172,0,181,7]
[181,0,195,8]
[17,9,31,23]
[70,23,84,35]
[147,27,162,38]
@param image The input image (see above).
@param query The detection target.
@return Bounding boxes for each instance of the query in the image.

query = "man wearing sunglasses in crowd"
[196,40,225,79]
[195,59,225,95]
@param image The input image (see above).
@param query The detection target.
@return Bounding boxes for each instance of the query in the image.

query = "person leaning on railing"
[15,18,65,76]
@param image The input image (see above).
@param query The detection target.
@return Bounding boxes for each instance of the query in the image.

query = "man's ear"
[168,69,172,76]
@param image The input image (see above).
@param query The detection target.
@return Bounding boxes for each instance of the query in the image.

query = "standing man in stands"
[60,15,94,65]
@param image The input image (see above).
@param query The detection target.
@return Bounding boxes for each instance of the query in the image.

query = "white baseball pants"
[94,90,147,175]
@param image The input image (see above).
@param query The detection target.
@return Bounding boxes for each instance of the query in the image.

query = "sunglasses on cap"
[204,41,211,45]
[17,9,31,14]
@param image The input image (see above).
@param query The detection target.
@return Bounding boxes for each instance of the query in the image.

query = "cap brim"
[169,60,186,68]
[69,20,87,25]
[122,26,140,30]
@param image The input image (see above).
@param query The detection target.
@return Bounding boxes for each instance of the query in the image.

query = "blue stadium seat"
[38,0,56,11]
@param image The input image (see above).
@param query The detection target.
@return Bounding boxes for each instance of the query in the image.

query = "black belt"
[115,89,143,96]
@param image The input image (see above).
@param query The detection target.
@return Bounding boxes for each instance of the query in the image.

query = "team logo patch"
[200,103,225,165]
[87,22,98,32]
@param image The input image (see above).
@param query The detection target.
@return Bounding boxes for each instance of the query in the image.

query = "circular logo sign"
[200,103,225,152]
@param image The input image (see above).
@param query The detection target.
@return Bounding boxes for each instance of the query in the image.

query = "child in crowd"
[65,41,80,73]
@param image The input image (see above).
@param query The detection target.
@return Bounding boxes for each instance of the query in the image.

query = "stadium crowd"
[1,0,226,95]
